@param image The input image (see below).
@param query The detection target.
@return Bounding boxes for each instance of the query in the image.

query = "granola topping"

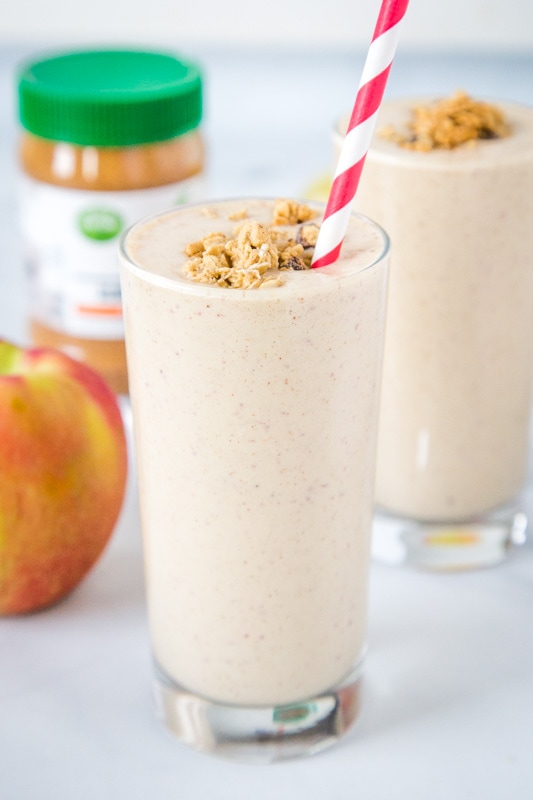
[272,199,317,226]
[182,199,318,288]
[227,208,248,221]
[296,223,319,249]
[380,91,512,151]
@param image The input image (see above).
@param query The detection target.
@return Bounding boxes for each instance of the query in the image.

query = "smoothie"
[120,198,389,716]
[351,96,533,524]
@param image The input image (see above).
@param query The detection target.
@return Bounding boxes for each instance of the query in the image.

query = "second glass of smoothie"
[342,93,533,570]
[120,197,390,761]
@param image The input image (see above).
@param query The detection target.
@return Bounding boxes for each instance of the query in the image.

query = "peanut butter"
[17,49,205,394]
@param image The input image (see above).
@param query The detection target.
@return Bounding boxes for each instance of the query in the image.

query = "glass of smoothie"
[119,197,390,761]
[336,92,533,570]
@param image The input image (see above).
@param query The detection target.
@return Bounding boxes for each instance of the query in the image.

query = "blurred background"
[1,0,532,343]
[1,0,532,50]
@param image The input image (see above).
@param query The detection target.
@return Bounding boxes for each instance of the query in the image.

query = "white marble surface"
[1,44,533,799]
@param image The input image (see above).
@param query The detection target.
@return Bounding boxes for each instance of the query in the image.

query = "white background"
[1,0,532,51]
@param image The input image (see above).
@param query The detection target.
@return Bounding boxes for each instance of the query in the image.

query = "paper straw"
[312,0,410,268]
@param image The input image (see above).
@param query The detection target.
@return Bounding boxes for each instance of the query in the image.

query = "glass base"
[372,504,528,571]
[152,659,364,763]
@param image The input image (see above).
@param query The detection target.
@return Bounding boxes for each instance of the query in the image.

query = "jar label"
[19,176,206,339]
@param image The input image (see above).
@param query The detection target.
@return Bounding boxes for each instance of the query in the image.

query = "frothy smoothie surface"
[124,197,385,288]
[121,198,389,705]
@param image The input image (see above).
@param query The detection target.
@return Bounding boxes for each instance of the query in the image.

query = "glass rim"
[119,196,390,298]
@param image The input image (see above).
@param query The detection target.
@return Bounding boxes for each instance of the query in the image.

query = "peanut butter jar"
[17,49,205,394]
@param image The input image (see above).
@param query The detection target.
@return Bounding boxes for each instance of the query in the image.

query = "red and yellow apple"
[0,340,128,615]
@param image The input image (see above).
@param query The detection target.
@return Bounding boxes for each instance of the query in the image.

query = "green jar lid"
[18,49,203,147]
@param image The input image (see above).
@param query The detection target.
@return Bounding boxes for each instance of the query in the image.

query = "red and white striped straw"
[312,0,410,268]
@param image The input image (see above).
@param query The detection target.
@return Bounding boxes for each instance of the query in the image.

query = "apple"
[0,340,128,615]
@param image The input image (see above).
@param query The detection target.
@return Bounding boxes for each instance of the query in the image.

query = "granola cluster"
[381,91,511,151]
[271,199,317,226]
[183,199,319,289]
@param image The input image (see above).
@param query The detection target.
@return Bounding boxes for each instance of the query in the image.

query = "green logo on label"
[78,208,123,241]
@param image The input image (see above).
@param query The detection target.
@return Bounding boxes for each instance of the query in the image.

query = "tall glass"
[119,198,389,762]
[339,97,533,570]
